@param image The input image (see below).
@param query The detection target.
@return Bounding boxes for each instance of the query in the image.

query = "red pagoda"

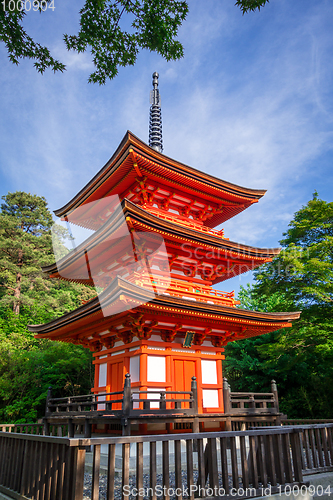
[29,74,300,433]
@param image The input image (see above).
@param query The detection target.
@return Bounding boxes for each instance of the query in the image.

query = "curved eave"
[29,276,300,337]
[124,200,281,258]
[54,131,266,223]
[43,199,280,281]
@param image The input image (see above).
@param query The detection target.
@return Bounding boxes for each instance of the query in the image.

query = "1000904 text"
[1,0,54,11]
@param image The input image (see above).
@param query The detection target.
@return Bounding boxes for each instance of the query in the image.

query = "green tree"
[0,191,54,315]
[0,191,95,316]
[0,191,96,422]
[1,0,270,84]
[0,313,93,422]
[254,193,333,310]
[224,288,288,394]
[225,193,333,418]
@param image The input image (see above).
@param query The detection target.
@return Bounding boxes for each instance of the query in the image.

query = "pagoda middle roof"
[54,131,266,228]
[45,199,280,285]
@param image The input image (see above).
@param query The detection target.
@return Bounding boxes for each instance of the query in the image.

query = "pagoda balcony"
[42,376,282,436]
[142,205,226,238]
[132,276,238,307]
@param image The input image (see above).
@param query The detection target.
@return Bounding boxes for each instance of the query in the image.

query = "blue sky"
[1,0,333,294]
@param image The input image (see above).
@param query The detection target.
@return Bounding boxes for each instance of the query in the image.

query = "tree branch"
[110,0,131,37]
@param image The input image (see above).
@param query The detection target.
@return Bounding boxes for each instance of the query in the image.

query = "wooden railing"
[0,422,75,437]
[46,390,124,415]
[0,432,80,500]
[44,377,283,436]
[287,423,333,475]
[229,392,277,413]
[222,379,282,430]
[143,205,226,238]
[223,379,280,415]
[0,425,308,500]
[0,423,44,434]
[46,374,197,418]
[283,419,333,426]
[133,276,237,307]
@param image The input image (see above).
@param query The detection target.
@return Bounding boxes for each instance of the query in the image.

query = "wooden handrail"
[230,392,275,397]
[46,375,197,419]
[144,206,226,238]
[48,390,123,403]
[133,276,237,306]
[1,424,320,500]
[223,378,280,417]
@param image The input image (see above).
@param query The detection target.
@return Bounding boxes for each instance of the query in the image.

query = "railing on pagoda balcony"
[142,205,226,238]
[45,374,198,419]
[42,376,283,436]
[133,276,238,307]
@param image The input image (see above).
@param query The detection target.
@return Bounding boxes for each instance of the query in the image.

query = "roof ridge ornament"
[149,72,163,153]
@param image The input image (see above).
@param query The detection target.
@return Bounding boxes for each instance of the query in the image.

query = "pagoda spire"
[149,72,163,153]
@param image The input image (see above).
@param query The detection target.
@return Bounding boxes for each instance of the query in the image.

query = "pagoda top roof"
[54,131,266,226]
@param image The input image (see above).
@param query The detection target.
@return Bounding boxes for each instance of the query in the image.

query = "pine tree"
[0,191,96,317]
[0,192,54,315]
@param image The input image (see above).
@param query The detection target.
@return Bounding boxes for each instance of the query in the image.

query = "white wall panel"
[201,360,217,385]
[99,363,107,387]
[130,356,140,383]
[147,356,166,382]
[202,389,219,408]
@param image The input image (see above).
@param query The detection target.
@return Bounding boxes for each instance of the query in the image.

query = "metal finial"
[149,72,163,153]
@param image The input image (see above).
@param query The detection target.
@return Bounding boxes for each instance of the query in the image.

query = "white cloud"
[52,44,94,71]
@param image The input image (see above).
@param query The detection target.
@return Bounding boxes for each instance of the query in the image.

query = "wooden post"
[193,418,199,434]
[84,419,92,452]
[43,418,50,436]
[72,446,86,500]
[191,376,198,414]
[224,417,232,432]
[84,419,91,439]
[160,392,166,410]
[191,376,199,448]
[122,373,132,416]
[122,373,131,436]
[45,386,52,416]
[271,380,281,424]
[68,418,75,438]
[290,430,303,483]
[223,378,231,414]
[271,380,279,413]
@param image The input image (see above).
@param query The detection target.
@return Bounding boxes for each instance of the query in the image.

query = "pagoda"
[29,73,300,431]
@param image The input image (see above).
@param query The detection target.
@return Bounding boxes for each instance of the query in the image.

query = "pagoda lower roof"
[54,131,266,228]
[44,199,280,285]
[29,276,300,345]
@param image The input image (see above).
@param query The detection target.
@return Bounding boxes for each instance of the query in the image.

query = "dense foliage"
[225,193,333,418]
[0,192,95,423]
[1,0,270,83]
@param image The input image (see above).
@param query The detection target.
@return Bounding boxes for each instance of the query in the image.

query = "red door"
[174,359,196,408]
[109,361,124,409]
